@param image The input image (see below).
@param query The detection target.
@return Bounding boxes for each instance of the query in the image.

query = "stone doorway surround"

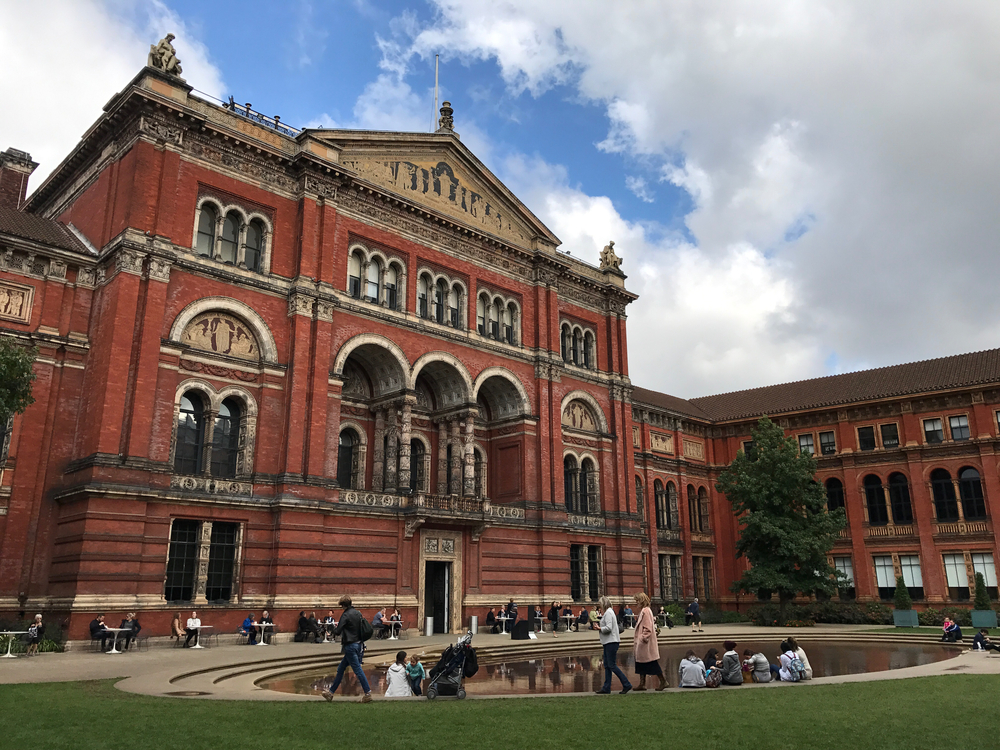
[417,528,463,634]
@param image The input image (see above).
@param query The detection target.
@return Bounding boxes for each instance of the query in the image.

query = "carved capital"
[147,256,172,282]
[316,300,335,322]
[288,292,314,318]
[46,260,67,280]
[140,115,183,146]
[113,248,145,276]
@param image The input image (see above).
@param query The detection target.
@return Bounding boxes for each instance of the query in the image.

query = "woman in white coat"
[384,650,413,697]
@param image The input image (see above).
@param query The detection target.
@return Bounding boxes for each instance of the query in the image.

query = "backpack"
[462,646,479,678]
[358,613,374,642]
[784,652,804,682]
[27,625,38,639]
[705,668,723,688]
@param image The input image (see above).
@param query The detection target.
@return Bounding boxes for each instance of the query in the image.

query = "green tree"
[893,575,912,610]
[0,336,36,425]
[716,416,847,624]
[973,572,993,611]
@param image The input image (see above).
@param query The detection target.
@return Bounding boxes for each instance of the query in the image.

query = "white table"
[322,622,336,642]
[190,625,213,649]
[533,615,545,633]
[497,616,511,634]
[0,631,26,658]
[657,613,672,628]
[388,620,403,640]
[256,622,273,646]
[562,614,576,632]
[104,627,129,655]
[624,614,637,629]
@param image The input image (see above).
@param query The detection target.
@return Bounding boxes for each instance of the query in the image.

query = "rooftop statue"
[148,33,183,77]
[599,240,622,271]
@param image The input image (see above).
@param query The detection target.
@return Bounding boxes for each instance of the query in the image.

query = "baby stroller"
[426,631,478,699]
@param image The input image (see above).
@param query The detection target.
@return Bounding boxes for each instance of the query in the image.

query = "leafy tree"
[0,336,36,424]
[893,575,912,610]
[716,416,848,625]
[973,572,993,611]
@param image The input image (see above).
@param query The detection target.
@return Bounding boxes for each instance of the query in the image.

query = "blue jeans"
[328,642,371,695]
[409,675,422,696]
[601,642,632,691]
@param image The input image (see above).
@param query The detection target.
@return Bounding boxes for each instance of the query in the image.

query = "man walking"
[322,595,373,703]
[594,596,632,695]
[686,597,703,633]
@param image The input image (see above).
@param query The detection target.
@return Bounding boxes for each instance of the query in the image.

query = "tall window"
[210,398,241,478]
[503,305,513,343]
[564,456,580,513]
[635,476,644,523]
[477,296,486,335]
[972,553,998,599]
[164,519,199,601]
[571,330,581,365]
[561,325,570,361]
[417,275,429,318]
[833,556,855,599]
[365,259,381,302]
[943,554,969,601]
[570,545,584,601]
[931,468,959,521]
[949,415,970,441]
[819,431,837,455]
[489,301,500,339]
[196,205,218,256]
[409,439,425,493]
[959,467,986,520]
[887,473,914,524]
[698,487,711,532]
[587,546,602,601]
[825,477,845,512]
[864,474,888,526]
[337,429,359,489]
[583,331,594,368]
[858,426,876,451]
[666,482,679,528]
[449,286,460,327]
[880,423,900,449]
[669,556,682,600]
[873,555,895,600]
[175,393,207,474]
[384,265,398,310]
[654,479,667,529]
[798,434,814,455]
[244,220,264,272]
[205,521,238,602]
[434,280,446,323]
[924,418,944,444]
[348,253,362,299]
[579,458,596,515]
[899,554,923,600]
[220,212,240,264]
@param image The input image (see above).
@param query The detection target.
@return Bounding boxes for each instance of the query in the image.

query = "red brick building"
[0,61,996,637]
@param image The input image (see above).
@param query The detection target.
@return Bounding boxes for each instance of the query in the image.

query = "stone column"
[436,420,448,495]
[398,398,413,493]
[202,410,218,476]
[580,544,590,602]
[194,521,214,604]
[463,410,476,496]
[449,419,462,495]
[372,408,386,492]
[385,408,399,493]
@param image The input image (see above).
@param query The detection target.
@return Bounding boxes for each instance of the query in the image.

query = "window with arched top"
[931,468,959,521]
[561,324,571,361]
[654,479,667,529]
[434,280,447,324]
[449,285,460,327]
[409,439,426,493]
[666,481,679,528]
[489,301,500,339]
[245,220,264,273]
[698,487,711,532]
[959,467,987,520]
[887,473,913,524]
[196,205,218,257]
[503,304,514,344]
[571,329,581,365]
[175,393,207,474]
[580,457,599,515]
[687,484,699,531]
[211,398,241,478]
[635,476,644,523]
[825,478,845,512]
[220,212,240,264]
[384,265,398,310]
[348,253,363,299]
[365,259,381,302]
[564,455,579,512]
[338,428,361,489]
[477,295,487,335]
[864,474,888,526]
[584,331,594,369]
[417,275,430,318]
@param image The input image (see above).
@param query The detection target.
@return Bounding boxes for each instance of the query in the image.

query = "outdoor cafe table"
[657,613,671,628]
[562,614,576,632]
[624,614,637,629]
[104,627,129,655]
[256,622,273,646]
[388,620,403,640]
[190,625,214,649]
[0,631,26,658]
[497,616,511,634]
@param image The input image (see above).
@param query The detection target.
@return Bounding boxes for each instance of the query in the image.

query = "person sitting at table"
[389,608,402,637]
[241,612,258,645]
[119,612,141,651]
[588,606,600,630]
[323,610,337,640]
[170,612,184,643]
[547,602,560,636]
[25,614,45,657]
[295,611,315,642]
[622,604,634,628]
[576,606,589,632]
[533,605,544,626]
[485,607,499,634]
[657,606,674,629]
[260,610,275,644]
[372,608,387,638]
[89,614,111,652]
[184,611,201,648]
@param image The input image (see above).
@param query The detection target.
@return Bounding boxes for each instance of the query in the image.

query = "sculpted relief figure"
[182,313,258,361]
[599,240,622,271]
[148,33,183,76]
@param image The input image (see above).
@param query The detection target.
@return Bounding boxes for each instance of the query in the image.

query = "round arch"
[409,351,474,395]
[338,419,369,445]
[560,389,610,433]
[333,334,410,380]
[473,366,532,415]
[169,297,279,363]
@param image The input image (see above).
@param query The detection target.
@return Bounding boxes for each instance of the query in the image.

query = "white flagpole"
[433,54,439,131]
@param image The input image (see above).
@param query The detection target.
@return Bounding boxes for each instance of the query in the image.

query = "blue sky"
[4,1,1000,398]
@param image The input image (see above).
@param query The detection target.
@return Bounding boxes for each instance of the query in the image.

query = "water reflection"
[262,641,960,697]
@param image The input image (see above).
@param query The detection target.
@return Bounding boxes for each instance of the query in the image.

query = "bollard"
[469,615,478,634]
[425,617,434,637]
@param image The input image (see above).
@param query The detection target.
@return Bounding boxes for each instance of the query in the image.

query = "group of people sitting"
[89,612,142,651]
[941,617,963,642]
[484,600,520,633]
[294,607,402,643]
[237,611,276,645]
[678,638,814,687]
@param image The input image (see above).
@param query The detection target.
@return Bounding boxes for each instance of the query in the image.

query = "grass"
[1,675,995,750]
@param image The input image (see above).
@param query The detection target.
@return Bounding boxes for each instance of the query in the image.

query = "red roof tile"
[0,206,91,254]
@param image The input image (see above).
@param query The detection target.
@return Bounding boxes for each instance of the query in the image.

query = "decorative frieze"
[170,475,252,496]
[568,513,604,528]
[0,280,33,324]
[340,491,401,508]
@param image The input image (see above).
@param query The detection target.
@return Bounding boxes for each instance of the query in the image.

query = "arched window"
[348,253,362,298]
[687,485,699,531]
[477,295,487,334]
[409,439,425,493]
[584,331,594,369]
[175,393,206,474]
[365,259,381,302]
[698,487,711,532]
[826,477,845,512]
[503,304,514,344]
[864,474,888,526]
[580,458,597,515]
[887,473,914,524]
[196,205,218,256]
[211,398,241,478]
[572,329,581,365]
[959,467,987,520]
[417,275,429,318]
[635,476,645,523]
[563,455,579,512]
[448,285,460,327]
[666,481,679,528]
[434,280,447,324]
[489,300,500,339]
[384,265,398,310]
[244,220,263,272]
[561,324,571,361]
[654,479,666,529]
[337,429,360,489]
[220,212,240,264]
[474,448,486,497]
[931,468,959,522]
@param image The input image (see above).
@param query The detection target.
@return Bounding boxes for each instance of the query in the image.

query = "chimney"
[0,148,39,210]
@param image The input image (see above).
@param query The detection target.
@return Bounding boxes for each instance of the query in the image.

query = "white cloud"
[388,1,1000,396]
[625,175,654,203]
[0,0,224,188]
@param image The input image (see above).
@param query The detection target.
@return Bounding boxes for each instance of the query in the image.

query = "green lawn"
[1,676,993,750]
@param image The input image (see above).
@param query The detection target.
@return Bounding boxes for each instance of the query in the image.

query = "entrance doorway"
[424,561,451,634]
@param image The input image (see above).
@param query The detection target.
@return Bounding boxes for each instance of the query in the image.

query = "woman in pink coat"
[632,592,665,691]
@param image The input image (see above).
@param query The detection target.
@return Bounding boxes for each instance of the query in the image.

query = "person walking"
[632,593,665,691]
[686,598,703,632]
[594,596,632,694]
[321,595,373,703]
[25,614,44,656]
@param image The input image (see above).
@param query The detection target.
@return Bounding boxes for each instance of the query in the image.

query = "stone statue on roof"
[599,240,622,271]
[149,33,183,77]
